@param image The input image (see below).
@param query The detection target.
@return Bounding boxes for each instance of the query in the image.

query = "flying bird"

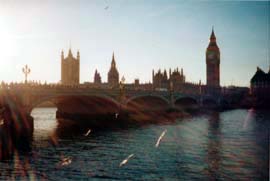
[84,129,91,136]
[155,129,167,148]
[61,157,72,166]
[119,154,134,167]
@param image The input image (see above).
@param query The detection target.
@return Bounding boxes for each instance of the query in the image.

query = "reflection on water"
[0,108,269,180]
[206,112,221,180]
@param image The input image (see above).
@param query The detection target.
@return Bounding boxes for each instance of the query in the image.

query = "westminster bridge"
[0,83,227,138]
[0,84,223,113]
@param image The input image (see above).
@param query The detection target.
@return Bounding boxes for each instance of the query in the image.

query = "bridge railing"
[0,83,113,91]
[0,82,237,98]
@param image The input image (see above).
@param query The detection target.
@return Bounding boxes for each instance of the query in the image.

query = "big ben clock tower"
[206,28,220,88]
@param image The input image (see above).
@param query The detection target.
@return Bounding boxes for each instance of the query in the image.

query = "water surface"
[0,108,269,180]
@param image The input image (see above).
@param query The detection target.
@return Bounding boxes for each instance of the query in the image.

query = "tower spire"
[108,51,119,87]
[77,50,80,60]
[61,50,64,60]
[111,52,116,68]
[210,26,216,41]
[68,48,73,57]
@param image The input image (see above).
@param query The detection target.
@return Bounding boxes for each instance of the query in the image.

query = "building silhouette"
[61,49,80,85]
[250,67,270,100]
[152,69,168,89]
[94,69,102,84]
[206,28,220,88]
[107,52,119,88]
[152,68,185,90]
[170,68,186,87]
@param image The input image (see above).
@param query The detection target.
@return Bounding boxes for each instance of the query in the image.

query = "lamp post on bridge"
[169,80,174,108]
[22,65,31,84]
[118,76,126,117]
[199,80,203,107]
[119,76,125,98]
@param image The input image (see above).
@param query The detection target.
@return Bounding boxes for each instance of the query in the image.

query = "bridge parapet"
[0,84,226,111]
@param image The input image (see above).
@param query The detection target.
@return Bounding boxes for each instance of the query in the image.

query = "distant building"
[94,69,102,84]
[134,79,140,86]
[250,67,270,98]
[125,82,152,91]
[152,68,185,90]
[61,49,80,85]
[108,52,119,88]
[152,69,168,89]
[169,68,186,89]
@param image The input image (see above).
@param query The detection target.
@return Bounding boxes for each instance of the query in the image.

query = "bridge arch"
[125,94,170,111]
[125,94,170,105]
[202,97,218,107]
[28,94,120,114]
[174,96,198,109]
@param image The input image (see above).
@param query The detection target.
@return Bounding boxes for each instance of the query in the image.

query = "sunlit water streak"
[0,108,269,180]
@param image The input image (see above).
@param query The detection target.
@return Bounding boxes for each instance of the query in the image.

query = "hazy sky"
[0,0,269,86]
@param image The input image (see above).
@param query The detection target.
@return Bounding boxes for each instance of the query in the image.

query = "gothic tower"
[94,69,102,84]
[61,48,80,85]
[108,52,119,87]
[206,28,220,87]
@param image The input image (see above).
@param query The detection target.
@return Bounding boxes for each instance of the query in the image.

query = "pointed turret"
[77,51,80,60]
[94,69,102,84]
[108,52,119,87]
[257,66,264,72]
[61,50,64,60]
[111,52,116,68]
[208,26,219,50]
[210,26,216,41]
[68,48,73,57]
[164,69,167,79]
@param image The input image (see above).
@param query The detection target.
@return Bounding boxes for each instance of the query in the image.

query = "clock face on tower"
[208,52,215,59]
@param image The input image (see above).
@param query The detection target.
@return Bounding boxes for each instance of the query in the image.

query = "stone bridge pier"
[0,91,34,137]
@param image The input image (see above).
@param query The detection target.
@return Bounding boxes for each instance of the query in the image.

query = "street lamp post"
[22,65,31,84]
[169,80,174,108]
[118,76,126,118]
[119,76,125,97]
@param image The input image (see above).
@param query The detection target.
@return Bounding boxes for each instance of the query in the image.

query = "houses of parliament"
[60,29,221,94]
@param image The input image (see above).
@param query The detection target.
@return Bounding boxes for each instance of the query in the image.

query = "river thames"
[0,108,269,180]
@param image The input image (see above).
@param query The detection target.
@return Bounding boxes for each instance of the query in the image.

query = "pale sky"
[0,0,269,86]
